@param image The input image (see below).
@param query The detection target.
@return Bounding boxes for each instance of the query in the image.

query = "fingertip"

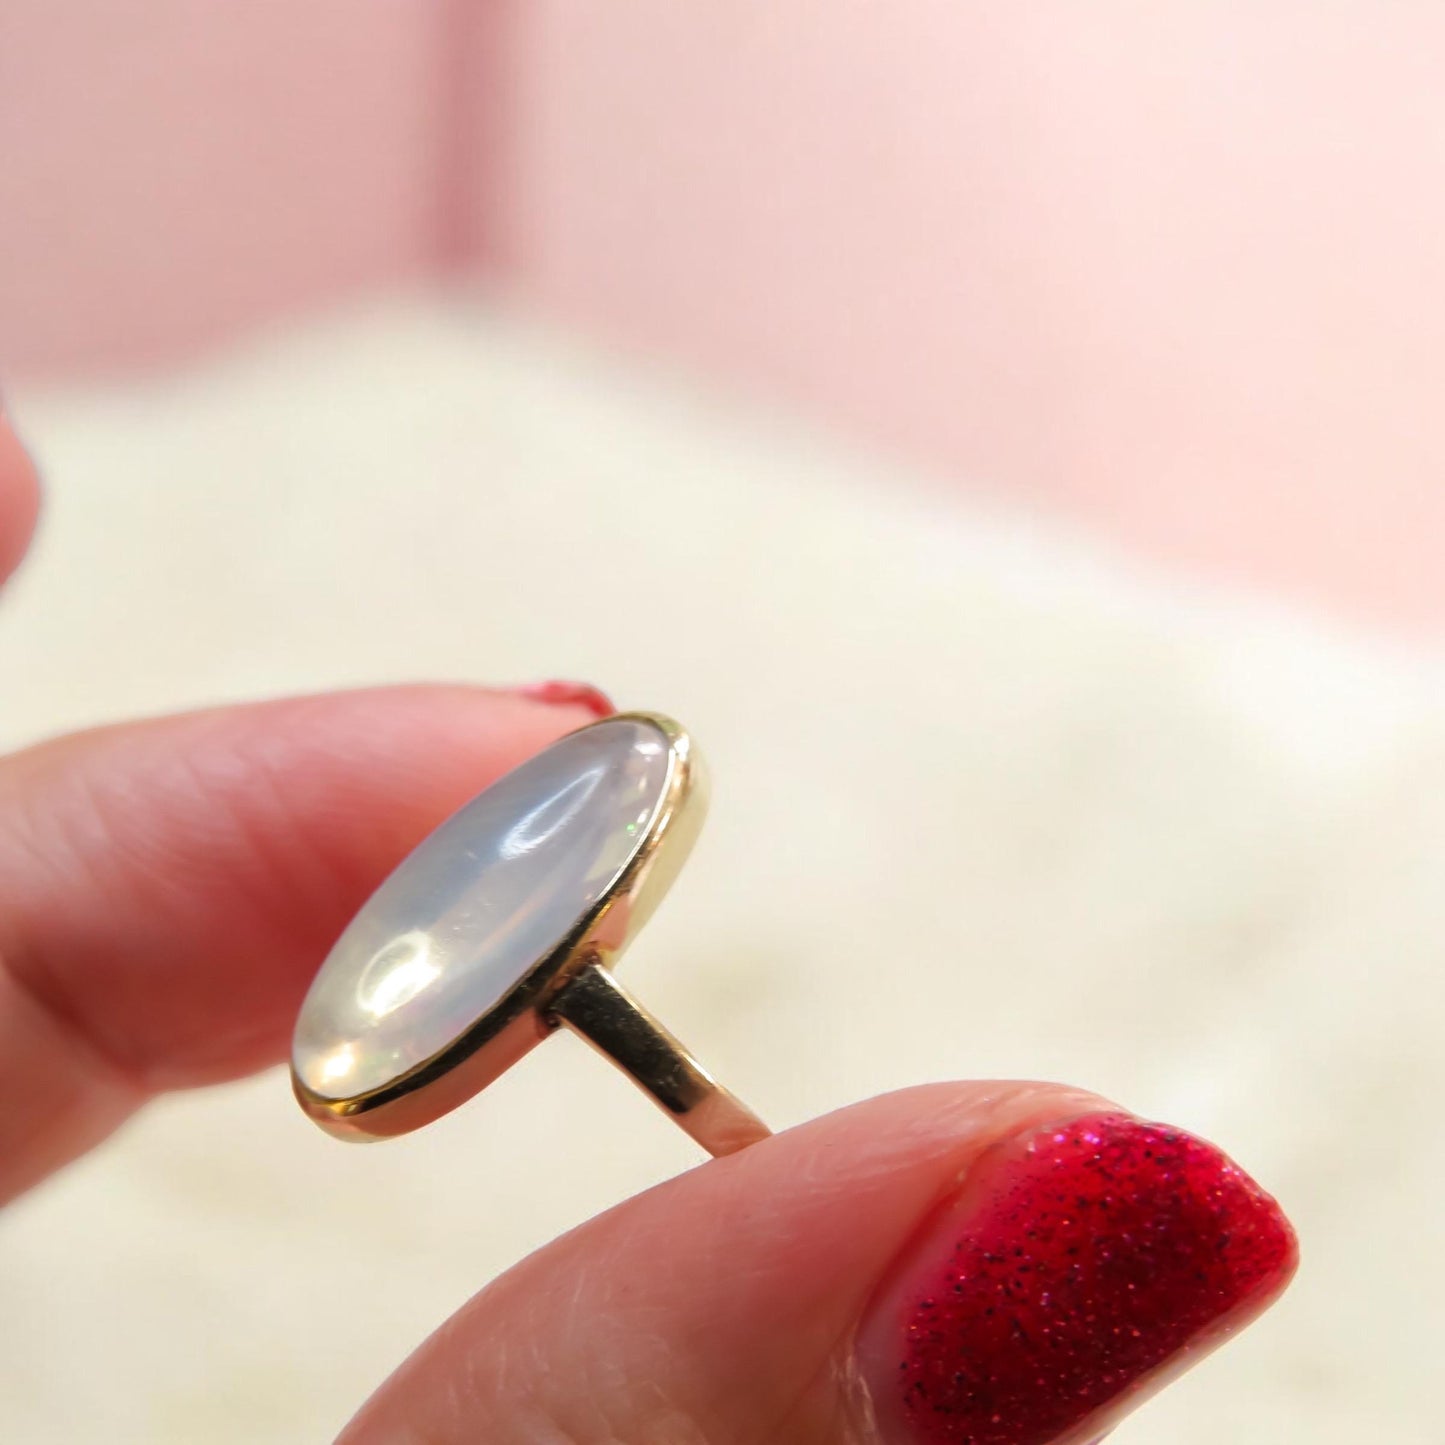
[0,415,41,586]
[858,1108,1299,1445]
[341,1083,1295,1445]
[511,680,615,719]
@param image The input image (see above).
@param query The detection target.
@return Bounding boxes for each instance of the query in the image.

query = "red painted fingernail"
[514,680,615,719]
[862,1113,1297,1445]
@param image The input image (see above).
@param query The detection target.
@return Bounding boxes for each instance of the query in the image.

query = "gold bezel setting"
[290,712,756,1148]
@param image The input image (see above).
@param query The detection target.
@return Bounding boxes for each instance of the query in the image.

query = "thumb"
[340,1081,1296,1445]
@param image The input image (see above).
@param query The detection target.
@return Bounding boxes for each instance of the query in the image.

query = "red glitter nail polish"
[885,1114,1296,1445]
[514,680,615,719]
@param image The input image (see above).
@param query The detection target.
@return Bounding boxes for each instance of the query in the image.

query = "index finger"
[0,685,609,1203]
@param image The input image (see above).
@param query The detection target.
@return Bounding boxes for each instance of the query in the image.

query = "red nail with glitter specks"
[857,1113,1297,1445]
[513,680,615,719]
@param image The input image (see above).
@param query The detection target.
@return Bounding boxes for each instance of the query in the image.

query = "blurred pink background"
[2,3,1441,630]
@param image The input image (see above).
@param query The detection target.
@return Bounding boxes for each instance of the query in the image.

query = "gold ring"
[290,712,770,1157]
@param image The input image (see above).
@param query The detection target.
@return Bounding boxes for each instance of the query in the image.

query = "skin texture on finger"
[0,686,602,1202]
[0,415,41,585]
[341,1083,1294,1445]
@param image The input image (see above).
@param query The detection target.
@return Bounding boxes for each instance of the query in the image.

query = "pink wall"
[3,6,1442,628]
[490,4,1445,631]
[0,2,456,376]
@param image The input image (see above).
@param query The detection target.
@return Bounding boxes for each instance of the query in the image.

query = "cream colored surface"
[0,300,1439,1443]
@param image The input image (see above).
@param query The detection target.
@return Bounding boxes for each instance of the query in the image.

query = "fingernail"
[513,680,615,719]
[858,1112,1297,1445]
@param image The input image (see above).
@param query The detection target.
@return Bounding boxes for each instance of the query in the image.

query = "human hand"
[0,417,1295,1445]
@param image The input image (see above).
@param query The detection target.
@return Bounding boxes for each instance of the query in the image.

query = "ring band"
[290,712,770,1157]
[550,962,769,1155]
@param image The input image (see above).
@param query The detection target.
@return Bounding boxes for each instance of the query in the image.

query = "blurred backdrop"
[1,6,1442,1444]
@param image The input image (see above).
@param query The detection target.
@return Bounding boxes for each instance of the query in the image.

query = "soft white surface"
[0,299,1440,1443]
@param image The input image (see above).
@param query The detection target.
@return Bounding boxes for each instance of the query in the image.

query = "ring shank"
[547,963,771,1157]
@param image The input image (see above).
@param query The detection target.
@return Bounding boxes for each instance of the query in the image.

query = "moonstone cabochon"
[292,717,674,1102]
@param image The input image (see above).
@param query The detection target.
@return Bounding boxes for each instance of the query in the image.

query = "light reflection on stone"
[355,931,440,1019]
[319,1043,357,1085]
[500,764,605,861]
